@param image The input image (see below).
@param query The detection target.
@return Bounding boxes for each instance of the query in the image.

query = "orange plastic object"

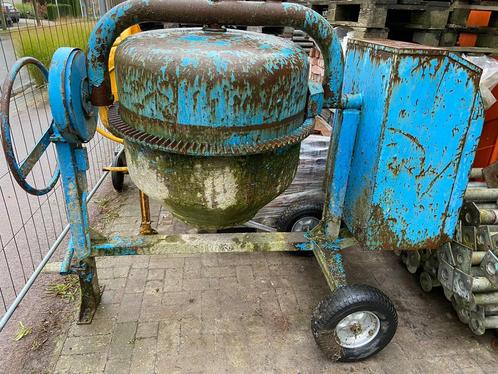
[458,10,491,47]
[474,84,498,168]
[464,10,497,168]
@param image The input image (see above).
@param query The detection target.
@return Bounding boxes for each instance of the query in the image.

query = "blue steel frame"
[0,1,358,323]
[0,0,484,325]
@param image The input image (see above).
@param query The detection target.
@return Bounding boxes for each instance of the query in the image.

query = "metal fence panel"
[0,0,115,318]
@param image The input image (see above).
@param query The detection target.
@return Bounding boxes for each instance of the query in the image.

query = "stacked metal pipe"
[400,169,498,335]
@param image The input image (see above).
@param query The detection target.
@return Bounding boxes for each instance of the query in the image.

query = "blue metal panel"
[48,48,97,143]
[323,108,360,239]
[342,40,484,251]
[114,29,311,154]
[307,81,324,118]
[86,0,344,108]
[54,138,91,260]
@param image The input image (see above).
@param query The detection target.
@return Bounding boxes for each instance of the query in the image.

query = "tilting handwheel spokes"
[0,57,60,195]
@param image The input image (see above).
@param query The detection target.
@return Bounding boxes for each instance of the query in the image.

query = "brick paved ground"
[52,182,498,373]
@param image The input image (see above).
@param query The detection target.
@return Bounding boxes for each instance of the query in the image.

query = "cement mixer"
[0,0,485,362]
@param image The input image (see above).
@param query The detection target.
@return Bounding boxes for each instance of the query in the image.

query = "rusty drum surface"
[112,28,312,228]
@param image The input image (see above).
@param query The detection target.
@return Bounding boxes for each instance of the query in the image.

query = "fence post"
[31,0,41,26]
[0,0,6,31]
[98,0,107,17]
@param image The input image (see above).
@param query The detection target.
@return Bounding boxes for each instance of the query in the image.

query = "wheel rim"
[291,216,320,232]
[335,311,381,349]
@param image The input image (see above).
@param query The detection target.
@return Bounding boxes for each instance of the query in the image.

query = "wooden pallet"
[327,0,452,28]
[302,0,498,54]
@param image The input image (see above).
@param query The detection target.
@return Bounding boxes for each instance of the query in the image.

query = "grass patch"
[12,20,95,85]
[14,322,32,341]
[94,196,121,226]
[16,3,35,18]
[46,276,79,302]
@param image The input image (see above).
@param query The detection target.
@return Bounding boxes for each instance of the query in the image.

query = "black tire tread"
[311,285,397,362]
[276,196,323,232]
[111,152,126,192]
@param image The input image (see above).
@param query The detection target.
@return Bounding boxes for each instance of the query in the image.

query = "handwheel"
[311,284,397,361]
[0,57,60,195]
[111,151,126,192]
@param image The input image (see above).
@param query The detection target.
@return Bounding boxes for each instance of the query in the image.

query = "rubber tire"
[276,196,323,232]
[111,152,126,192]
[311,284,398,362]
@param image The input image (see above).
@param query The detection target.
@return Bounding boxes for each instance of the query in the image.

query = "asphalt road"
[0,31,31,94]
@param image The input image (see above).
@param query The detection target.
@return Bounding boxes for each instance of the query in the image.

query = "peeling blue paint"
[342,40,484,250]
[86,0,344,108]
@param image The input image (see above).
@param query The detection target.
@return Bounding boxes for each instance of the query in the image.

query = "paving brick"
[182,277,210,291]
[125,268,148,293]
[112,266,130,279]
[201,265,235,278]
[140,303,170,321]
[100,288,125,305]
[149,255,185,269]
[478,363,497,374]
[131,255,150,269]
[201,289,219,322]
[142,295,202,321]
[252,262,271,278]
[108,322,137,360]
[183,257,201,279]
[235,265,254,286]
[217,252,266,266]
[94,303,121,320]
[62,335,111,355]
[275,287,299,314]
[470,348,498,367]
[130,337,157,374]
[52,183,498,374]
[208,276,237,290]
[147,268,165,281]
[104,357,132,374]
[96,257,118,269]
[118,293,143,323]
[264,252,286,265]
[163,268,183,291]
[461,368,486,374]
[55,352,107,374]
[200,253,218,267]
[136,322,159,339]
[142,292,162,308]
[144,280,163,295]
[156,320,180,355]
[101,277,126,291]
[69,319,114,337]
[162,291,192,306]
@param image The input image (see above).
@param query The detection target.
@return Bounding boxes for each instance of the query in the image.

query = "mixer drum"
[113,28,312,228]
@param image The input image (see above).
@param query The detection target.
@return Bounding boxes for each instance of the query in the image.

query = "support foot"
[77,257,102,324]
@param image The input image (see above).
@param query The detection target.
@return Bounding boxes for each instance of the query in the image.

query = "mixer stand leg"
[139,191,158,235]
[77,257,102,324]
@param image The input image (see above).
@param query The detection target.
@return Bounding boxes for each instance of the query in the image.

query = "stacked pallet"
[318,0,497,54]
[309,47,326,82]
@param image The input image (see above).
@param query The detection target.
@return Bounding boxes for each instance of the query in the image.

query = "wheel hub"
[335,311,380,349]
[291,216,320,232]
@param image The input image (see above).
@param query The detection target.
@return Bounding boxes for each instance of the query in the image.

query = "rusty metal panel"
[342,40,485,251]
[86,0,344,108]
[114,28,311,155]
